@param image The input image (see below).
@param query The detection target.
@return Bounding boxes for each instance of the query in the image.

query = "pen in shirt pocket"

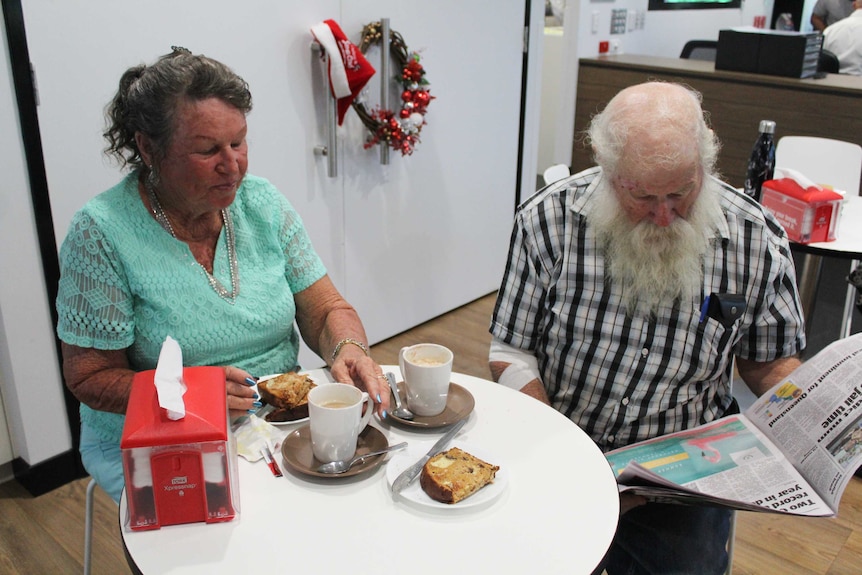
[699,295,711,323]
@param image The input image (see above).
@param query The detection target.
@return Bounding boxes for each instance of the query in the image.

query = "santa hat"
[311,20,376,125]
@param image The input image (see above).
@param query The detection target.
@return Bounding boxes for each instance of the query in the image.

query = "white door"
[20,0,533,367]
[336,2,528,344]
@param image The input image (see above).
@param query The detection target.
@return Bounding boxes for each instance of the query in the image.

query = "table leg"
[798,253,823,340]
[841,259,859,339]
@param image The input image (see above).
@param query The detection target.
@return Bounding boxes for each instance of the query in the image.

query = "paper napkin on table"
[154,335,187,420]
[233,414,286,462]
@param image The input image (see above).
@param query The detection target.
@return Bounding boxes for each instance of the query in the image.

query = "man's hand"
[620,493,647,515]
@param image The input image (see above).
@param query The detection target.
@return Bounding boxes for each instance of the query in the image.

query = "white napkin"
[233,414,287,462]
[154,336,187,420]
[774,167,847,198]
[774,167,823,192]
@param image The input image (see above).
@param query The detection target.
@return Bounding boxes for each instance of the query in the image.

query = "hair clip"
[170,45,192,55]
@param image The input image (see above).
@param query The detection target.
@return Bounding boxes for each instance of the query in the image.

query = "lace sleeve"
[56,212,135,350]
[275,194,327,292]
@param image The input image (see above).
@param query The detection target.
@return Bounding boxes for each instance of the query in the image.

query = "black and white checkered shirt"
[490,167,805,451]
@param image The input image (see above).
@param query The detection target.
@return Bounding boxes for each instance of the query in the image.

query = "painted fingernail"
[253,392,259,400]
[244,377,257,386]
[247,409,256,414]
[252,401,263,408]
[382,410,388,419]
[376,393,382,403]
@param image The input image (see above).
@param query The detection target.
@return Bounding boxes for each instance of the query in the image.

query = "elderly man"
[489,82,805,574]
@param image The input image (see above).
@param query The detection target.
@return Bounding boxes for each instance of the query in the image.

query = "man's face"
[591,157,717,315]
[611,159,703,228]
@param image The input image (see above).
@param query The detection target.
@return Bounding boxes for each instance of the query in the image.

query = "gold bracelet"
[331,338,369,362]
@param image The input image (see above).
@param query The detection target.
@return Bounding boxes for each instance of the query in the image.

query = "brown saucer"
[387,382,475,429]
[281,425,388,478]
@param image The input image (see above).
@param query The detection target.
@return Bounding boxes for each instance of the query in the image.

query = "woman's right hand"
[224,365,260,420]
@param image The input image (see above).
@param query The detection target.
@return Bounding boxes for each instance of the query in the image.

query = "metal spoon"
[386,372,415,421]
[316,442,408,474]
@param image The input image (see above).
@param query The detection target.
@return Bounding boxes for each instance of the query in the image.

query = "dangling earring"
[145,164,160,191]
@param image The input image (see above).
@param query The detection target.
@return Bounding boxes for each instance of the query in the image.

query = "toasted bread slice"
[257,373,315,422]
[419,447,499,504]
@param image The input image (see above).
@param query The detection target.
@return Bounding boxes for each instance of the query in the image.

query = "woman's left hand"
[330,353,391,418]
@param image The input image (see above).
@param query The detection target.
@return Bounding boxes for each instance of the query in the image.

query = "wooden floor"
[2,292,862,574]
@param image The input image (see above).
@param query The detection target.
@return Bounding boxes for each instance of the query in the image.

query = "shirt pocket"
[690,314,740,382]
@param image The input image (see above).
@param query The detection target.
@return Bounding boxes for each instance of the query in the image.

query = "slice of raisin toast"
[419,447,499,504]
[257,372,316,422]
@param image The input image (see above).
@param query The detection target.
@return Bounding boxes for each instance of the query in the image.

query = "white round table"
[120,367,619,574]
[793,196,862,340]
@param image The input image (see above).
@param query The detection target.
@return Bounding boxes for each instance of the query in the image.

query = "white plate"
[385,441,508,509]
[253,374,309,426]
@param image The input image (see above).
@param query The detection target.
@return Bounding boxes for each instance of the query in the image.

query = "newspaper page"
[744,332,862,513]
[607,415,833,516]
[606,333,862,516]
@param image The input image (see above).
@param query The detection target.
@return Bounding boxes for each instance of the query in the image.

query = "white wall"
[575,0,775,59]
[0,8,72,472]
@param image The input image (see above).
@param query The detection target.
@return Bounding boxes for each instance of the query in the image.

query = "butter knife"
[391,417,467,496]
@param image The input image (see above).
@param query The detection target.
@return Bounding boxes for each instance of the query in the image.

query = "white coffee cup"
[308,384,374,463]
[398,343,453,416]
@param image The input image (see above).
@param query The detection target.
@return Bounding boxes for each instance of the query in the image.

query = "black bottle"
[743,120,776,202]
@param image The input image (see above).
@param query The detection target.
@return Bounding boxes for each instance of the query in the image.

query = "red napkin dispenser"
[760,178,843,244]
[120,367,239,531]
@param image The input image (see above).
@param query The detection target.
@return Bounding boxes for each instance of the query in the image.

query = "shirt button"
[641,348,649,357]
[621,397,630,406]
[607,434,615,443]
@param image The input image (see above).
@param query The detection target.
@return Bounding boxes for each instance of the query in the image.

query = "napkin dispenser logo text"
[165,476,197,491]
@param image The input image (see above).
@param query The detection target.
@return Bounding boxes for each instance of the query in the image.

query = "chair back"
[680,40,718,62]
[775,136,862,196]
[818,49,840,74]
[543,164,570,185]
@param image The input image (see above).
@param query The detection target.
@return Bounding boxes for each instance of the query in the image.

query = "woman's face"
[152,97,248,216]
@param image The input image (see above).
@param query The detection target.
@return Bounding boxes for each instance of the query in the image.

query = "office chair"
[818,48,840,74]
[775,136,862,340]
[680,40,718,62]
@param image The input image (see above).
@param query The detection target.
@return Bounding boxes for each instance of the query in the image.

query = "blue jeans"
[594,503,731,575]
[79,422,124,504]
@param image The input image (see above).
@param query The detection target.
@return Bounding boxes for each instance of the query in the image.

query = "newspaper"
[606,333,862,516]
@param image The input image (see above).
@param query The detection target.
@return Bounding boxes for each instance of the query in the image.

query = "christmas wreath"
[353,22,434,156]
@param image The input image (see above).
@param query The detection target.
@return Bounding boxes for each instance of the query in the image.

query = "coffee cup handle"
[398,346,409,380]
[358,392,374,431]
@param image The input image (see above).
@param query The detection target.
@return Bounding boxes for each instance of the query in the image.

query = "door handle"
[311,43,338,178]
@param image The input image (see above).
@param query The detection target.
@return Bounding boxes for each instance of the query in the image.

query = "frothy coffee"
[319,400,352,409]
[408,357,446,367]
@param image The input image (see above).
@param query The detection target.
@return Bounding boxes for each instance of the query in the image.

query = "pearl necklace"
[146,183,239,304]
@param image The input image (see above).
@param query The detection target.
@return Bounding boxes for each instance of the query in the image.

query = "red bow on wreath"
[352,22,435,156]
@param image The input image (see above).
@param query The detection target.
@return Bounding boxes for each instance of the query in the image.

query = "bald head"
[588,82,719,180]
[587,83,724,314]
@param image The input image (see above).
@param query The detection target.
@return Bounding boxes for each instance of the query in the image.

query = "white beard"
[589,176,722,316]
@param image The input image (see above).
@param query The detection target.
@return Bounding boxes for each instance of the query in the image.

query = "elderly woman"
[56,47,390,503]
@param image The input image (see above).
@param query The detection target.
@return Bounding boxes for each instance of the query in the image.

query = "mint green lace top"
[56,172,327,443]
